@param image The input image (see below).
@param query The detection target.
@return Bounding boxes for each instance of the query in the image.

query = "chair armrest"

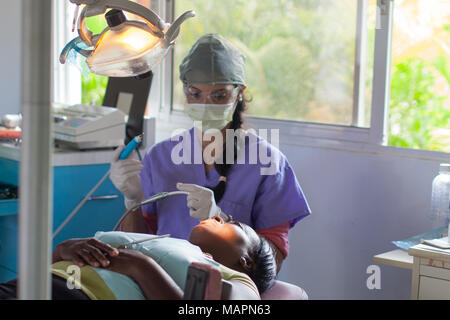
[184,262,231,300]
[260,280,308,300]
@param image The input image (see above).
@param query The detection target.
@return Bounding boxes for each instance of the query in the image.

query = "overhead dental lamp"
[60,0,195,77]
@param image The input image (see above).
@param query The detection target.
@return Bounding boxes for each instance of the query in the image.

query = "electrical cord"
[53,169,111,239]
[112,191,189,231]
[137,148,142,161]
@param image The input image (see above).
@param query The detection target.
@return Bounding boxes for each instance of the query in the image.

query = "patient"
[0,216,276,300]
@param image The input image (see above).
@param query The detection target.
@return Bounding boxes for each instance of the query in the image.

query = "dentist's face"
[189,216,259,273]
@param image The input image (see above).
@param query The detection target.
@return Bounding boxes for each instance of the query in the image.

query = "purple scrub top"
[140,127,311,240]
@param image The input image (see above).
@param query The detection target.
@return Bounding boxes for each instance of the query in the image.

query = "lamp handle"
[59,36,93,64]
[164,10,196,47]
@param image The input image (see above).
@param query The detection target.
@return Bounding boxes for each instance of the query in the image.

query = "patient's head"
[189,216,276,293]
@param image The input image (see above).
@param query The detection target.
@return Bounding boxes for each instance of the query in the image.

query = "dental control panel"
[53,104,126,150]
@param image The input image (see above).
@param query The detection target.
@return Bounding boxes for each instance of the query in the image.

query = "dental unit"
[60,0,195,78]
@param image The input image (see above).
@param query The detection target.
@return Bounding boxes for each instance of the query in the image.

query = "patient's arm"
[53,238,119,267]
[106,249,183,300]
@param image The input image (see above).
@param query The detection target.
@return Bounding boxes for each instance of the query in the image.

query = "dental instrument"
[117,234,171,249]
[113,191,189,231]
[119,134,143,160]
[53,134,143,239]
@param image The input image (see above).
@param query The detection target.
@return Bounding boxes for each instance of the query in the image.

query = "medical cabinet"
[0,143,125,282]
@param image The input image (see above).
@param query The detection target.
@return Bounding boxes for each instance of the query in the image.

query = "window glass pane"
[388,0,450,153]
[81,15,109,105]
[365,0,378,128]
[174,0,370,127]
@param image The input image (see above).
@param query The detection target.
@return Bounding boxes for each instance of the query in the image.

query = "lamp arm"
[112,191,189,232]
[70,0,100,5]
[164,10,195,47]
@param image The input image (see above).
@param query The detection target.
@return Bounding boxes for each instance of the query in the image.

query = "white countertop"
[0,142,115,166]
[0,118,156,167]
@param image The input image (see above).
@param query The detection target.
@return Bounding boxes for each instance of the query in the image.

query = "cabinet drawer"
[52,164,125,246]
[0,216,18,272]
[0,265,16,283]
[419,276,450,300]
[420,264,450,281]
[0,199,18,217]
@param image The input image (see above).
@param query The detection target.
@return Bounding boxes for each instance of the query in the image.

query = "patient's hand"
[54,238,119,268]
[105,249,151,279]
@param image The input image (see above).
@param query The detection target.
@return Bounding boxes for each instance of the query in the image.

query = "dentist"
[110,34,311,272]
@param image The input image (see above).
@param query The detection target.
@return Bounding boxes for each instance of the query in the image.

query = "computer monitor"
[102,72,153,144]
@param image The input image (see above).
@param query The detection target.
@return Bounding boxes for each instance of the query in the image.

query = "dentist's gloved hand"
[110,145,145,210]
[176,183,222,221]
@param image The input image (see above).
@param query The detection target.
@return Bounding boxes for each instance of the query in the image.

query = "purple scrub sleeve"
[251,154,311,230]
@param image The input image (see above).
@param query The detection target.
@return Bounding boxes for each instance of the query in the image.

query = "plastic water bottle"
[430,164,450,229]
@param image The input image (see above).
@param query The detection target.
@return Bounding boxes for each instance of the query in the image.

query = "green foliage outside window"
[389,55,449,152]
[388,0,450,154]
[81,15,108,105]
[80,1,449,153]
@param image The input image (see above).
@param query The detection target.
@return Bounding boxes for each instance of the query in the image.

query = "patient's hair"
[247,235,277,294]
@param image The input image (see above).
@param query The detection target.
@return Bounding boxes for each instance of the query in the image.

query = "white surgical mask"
[184,102,235,132]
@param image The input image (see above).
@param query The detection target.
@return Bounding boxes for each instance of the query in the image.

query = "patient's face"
[189,216,260,273]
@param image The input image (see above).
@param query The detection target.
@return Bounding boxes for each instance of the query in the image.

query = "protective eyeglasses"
[183,85,240,104]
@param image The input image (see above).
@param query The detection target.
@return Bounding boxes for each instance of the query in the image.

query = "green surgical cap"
[179,33,246,86]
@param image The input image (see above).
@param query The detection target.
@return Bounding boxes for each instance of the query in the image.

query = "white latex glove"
[176,182,222,221]
[110,145,145,209]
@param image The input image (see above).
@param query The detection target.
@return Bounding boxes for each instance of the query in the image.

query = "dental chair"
[184,262,308,300]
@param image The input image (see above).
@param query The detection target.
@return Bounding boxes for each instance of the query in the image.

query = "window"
[173,0,375,128]
[80,15,109,105]
[52,0,81,105]
[53,0,449,155]
[388,0,450,153]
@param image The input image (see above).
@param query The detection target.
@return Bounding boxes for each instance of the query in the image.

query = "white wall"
[0,1,22,117]
[278,143,445,299]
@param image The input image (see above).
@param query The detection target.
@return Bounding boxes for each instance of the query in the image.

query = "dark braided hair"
[248,235,277,294]
[210,88,248,203]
